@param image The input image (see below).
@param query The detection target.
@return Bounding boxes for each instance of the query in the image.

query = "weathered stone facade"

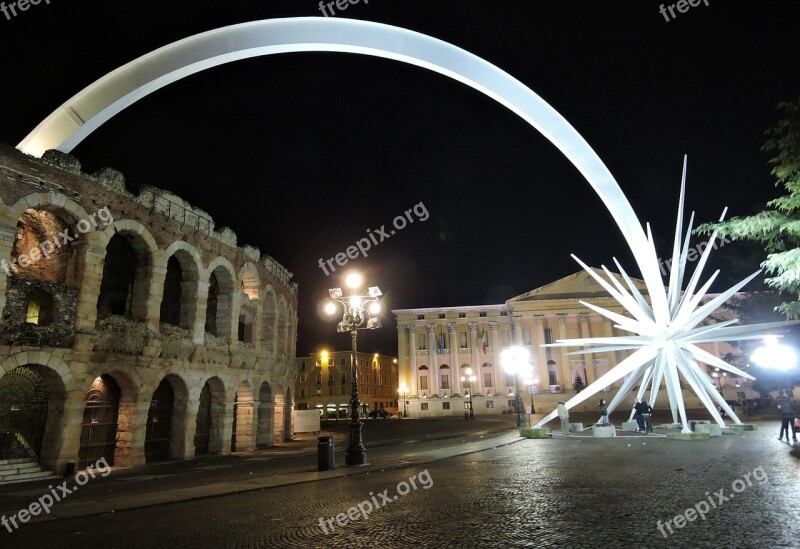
[0,143,299,480]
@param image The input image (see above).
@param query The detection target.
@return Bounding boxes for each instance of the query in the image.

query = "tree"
[573,375,584,393]
[696,97,800,319]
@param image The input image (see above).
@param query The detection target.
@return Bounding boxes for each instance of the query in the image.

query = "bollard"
[317,436,335,471]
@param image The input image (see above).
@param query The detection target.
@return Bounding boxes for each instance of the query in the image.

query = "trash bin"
[317,436,335,471]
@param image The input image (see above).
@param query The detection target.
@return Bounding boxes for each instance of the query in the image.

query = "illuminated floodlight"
[751,337,797,371]
[345,272,363,290]
[324,302,337,315]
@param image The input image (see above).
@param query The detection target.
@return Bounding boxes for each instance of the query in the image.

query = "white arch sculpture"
[18,17,777,433]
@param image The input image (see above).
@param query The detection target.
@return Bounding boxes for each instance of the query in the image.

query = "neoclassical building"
[0,144,298,483]
[393,269,745,418]
[294,350,399,419]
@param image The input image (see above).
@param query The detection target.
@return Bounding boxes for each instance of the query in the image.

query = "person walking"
[557,401,569,435]
[633,398,645,431]
[599,398,610,426]
[641,399,653,434]
[776,390,798,442]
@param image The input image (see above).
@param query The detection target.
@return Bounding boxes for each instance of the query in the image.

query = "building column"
[468,322,480,392]
[533,316,550,390]
[397,325,409,391]
[557,314,572,390]
[448,323,459,394]
[427,323,438,394]
[489,321,500,394]
[408,326,418,397]
[579,313,595,385]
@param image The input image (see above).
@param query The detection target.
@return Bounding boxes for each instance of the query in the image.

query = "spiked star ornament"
[535,158,793,433]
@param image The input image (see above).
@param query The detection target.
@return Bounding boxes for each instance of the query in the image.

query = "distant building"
[393,269,749,418]
[294,350,399,418]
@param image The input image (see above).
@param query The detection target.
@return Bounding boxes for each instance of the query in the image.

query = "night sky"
[1,1,797,356]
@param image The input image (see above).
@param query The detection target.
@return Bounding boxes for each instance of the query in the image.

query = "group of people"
[554,397,653,434]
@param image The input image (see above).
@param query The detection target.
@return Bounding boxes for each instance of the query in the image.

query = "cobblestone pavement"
[2,421,798,548]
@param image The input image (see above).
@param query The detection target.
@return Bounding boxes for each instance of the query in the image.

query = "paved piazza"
[2,421,798,548]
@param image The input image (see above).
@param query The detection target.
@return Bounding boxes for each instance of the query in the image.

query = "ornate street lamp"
[398,384,409,418]
[324,271,382,466]
[502,346,532,429]
[460,368,477,419]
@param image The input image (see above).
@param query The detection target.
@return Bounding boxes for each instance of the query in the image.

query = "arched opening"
[159,256,183,327]
[256,381,273,449]
[231,381,254,452]
[78,374,121,470]
[25,289,55,325]
[0,367,49,461]
[240,268,259,301]
[205,266,234,338]
[97,234,138,318]
[11,209,72,284]
[144,378,174,463]
[194,377,225,456]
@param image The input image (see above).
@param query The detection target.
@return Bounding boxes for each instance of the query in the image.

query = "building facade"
[0,144,299,483]
[393,269,747,418]
[294,351,398,418]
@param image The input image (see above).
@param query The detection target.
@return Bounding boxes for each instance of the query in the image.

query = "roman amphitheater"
[0,143,298,483]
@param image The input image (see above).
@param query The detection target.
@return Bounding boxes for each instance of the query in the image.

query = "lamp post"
[523,376,537,427]
[460,368,476,419]
[501,346,531,429]
[324,271,382,466]
[398,384,409,418]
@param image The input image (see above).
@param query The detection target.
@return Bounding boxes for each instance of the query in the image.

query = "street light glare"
[345,272,363,289]
[369,301,381,314]
[324,302,337,316]
[751,338,798,371]
[349,296,363,308]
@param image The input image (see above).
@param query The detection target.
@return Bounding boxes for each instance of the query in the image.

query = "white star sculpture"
[534,159,791,433]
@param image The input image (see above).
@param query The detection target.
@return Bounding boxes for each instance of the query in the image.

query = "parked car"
[368,409,391,419]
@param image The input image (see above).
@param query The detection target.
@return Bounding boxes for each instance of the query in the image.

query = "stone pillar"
[469,322,480,392]
[448,323,459,393]
[557,314,572,390]
[427,323,438,393]
[117,400,149,468]
[0,225,16,320]
[489,321,500,393]
[579,314,595,385]
[533,316,550,388]
[408,326,418,396]
[72,242,108,331]
[397,325,408,390]
[193,278,210,345]
[47,390,85,475]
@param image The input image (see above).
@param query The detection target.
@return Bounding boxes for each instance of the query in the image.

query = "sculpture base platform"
[741,424,758,431]
[593,425,616,438]
[622,420,639,432]
[520,428,552,439]
[569,422,584,432]
[722,425,744,435]
[666,432,710,441]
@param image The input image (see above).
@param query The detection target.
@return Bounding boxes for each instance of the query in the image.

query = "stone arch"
[0,359,68,473]
[231,380,254,452]
[160,241,202,331]
[78,369,140,469]
[8,193,91,228]
[205,257,236,339]
[256,381,273,449]
[145,373,189,462]
[194,376,226,456]
[95,220,158,322]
